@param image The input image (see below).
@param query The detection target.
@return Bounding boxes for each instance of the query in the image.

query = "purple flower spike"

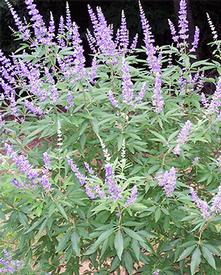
[85,184,96,199]
[126,185,138,206]
[168,19,178,43]
[173,120,192,155]
[108,90,118,108]
[40,175,51,191]
[152,73,164,113]
[43,152,51,170]
[190,26,200,52]
[105,163,122,201]
[25,0,47,44]
[11,178,22,189]
[156,167,176,197]
[5,0,30,41]
[67,158,86,186]
[178,0,189,43]
[122,58,134,104]
[24,100,43,116]
[211,184,221,214]
[208,79,221,114]
[190,187,210,218]
[153,270,160,275]
[119,10,129,51]
[130,33,138,51]
[84,162,94,175]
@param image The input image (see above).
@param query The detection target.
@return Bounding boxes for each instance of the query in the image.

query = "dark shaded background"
[0,0,220,61]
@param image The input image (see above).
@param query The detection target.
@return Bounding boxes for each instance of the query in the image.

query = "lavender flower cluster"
[68,158,137,205]
[0,250,23,274]
[156,167,177,197]
[190,183,221,218]
[173,120,192,155]
[5,144,51,191]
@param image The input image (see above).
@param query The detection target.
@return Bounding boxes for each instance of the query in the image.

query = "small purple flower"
[156,167,176,197]
[190,187,210,218]
[153,270,160,275]
[0,250,23,274]
[11,178,22,189]
[126,185,138,206]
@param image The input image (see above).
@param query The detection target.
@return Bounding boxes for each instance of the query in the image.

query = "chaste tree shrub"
[0,0,221,274]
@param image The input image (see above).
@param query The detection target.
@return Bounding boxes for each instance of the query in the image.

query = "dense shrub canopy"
[0,0,221,274]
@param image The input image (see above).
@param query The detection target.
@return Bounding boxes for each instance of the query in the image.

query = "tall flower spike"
[105,163,122,201]
[72,22,85,76]
[152,72,164,113]
[66,2,72,30]
[126,185,138,206]
[208,78,221,114]
[178,0,189,43]
[25,0,47,44]
[5,0,30,41]
[173,120,192,155]
[57,16,66,47]
[24,100,43,116]
[206,13,218,41]
[122,58,134,104]
[190,187,210,218]
[47,12,55,44]
[67,158,86,186]
[211,184,221,214]
[168,19,178,43]
[139,1,160,73]
[86,29,97,53]
[190,26,200,52]
[108,90,118,108]
[137,82,147,102]
[130,33,138,51]
[119,10,129,51]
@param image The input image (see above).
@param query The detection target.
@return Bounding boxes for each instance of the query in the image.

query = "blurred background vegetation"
[0,0,220,60]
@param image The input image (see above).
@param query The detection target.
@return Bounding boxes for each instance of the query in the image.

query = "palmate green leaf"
[202,246,216,270]
[84,228,114,255]
[190,247,201,275]
[114,230,124,260]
